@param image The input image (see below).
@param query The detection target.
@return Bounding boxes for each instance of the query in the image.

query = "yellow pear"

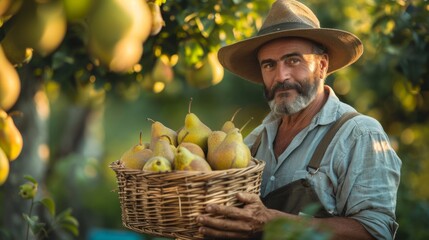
[120,132,153,169]
[142,156,172,172]
[0,0,23,19]
[151,55,174,84]
[185,52,224,89]
[206,130,227,167]
[0,45,21,111]
[152,137,175,164]
[177,141,205,159]
[221,108,242,133]
[87,0,151,72]
[0,148,9,186]
[147,118,178,149]
[208,128,251,170]
[0,110,23,161]
[148,2,165,36]
[177,98,212,153]
[2,0,67,57]
[174,146,212,171]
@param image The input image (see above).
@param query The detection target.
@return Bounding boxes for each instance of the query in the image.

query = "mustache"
[264,81,303,100]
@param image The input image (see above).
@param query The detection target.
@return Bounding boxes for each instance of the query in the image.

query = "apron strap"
[306,112,360,173]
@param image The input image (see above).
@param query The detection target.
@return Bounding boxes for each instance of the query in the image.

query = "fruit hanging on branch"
[0,45,21,111]
[148,1,165,36]
[0,109,23,162]
[1,0,67,57]
[0,148,9,186]
[185,52,224,89]
[87,0,152,73]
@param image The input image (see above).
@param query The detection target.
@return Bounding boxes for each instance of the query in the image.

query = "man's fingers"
[236,192,262,204]
[206,204,253,220]
[197,215,253,232]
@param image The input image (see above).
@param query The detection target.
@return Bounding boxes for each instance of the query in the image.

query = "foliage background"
[1,0,428,239]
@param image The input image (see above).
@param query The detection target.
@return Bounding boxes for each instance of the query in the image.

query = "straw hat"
[217,0,364,84]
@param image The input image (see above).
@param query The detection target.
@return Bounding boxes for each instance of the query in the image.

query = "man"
[196,0,401,239]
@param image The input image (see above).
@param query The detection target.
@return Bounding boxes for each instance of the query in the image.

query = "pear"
[208,128,251,170]
[152,136,175,164]
[0,110,23,161]
[120,132,153,169]
[0,148,10,186]
[177,98,212,153]
[174,146,212,171]
[206,131,227,166]
[0,45,21,111]
[87,0,152,72]
[147,118,178,149]
[148,2,165,36]
[177,141,205,159]
[185,52,224,89]
[2,0,67,57]
[221,108,242,133]
[143,156,172,172]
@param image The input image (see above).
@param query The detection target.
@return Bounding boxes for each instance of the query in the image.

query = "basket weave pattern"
[110,159,265,240]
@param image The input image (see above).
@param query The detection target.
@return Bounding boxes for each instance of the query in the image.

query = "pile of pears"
[119,99,253,173]
[0,109,24,186]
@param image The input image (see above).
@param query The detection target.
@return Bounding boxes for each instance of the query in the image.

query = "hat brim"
[218,28,363,84]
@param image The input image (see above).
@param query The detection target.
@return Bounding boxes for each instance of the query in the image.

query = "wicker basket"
[110,158,265,240]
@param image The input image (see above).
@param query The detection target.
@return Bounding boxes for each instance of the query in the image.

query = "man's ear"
[319,53,329,78]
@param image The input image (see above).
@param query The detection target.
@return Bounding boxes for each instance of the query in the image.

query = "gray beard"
[266,77,320,117]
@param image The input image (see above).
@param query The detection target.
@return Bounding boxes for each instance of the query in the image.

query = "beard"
[263,76,321,117]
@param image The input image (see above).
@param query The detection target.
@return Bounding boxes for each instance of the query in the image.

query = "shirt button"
[270,176,275,181]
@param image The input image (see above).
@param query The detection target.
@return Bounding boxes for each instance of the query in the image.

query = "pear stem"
[8,111,24,118]
[188,97,193,114]
[160,134,173,145]
[180,131,189,143]
[230,108,242,122]
[239,117,254,133]
[139,131,143,146]
[147,118,156,123]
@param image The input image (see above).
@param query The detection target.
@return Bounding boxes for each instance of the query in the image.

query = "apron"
[251,112,360,218]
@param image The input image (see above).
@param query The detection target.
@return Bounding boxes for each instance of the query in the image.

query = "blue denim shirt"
[244,86,401,240]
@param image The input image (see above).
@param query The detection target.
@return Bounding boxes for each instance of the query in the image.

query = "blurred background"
[0,0,428,239]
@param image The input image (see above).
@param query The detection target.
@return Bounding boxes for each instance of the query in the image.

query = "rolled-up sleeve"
[335,119,402,240]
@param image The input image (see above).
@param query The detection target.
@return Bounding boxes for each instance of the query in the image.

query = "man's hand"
[196,192,280,239]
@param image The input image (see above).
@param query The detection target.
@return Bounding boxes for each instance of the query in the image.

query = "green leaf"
[59,222,80,237]
[40,197,56,216]
[58,214,79,227]
[22,214,46,236]
[23,175,37,184]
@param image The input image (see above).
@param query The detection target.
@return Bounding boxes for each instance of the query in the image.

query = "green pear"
[177,141,205,159]
[177,98,212,153]
[147,118,178,149]
[221,108,242,133]
[152,136,175,164]
[206,131,227,166]
[120,132,153,169]
[143,156,172,172]
[174,146,212,171]
[0,110,23,161]
[208,128,251,170]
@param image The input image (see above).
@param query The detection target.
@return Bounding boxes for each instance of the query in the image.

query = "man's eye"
[261,62,274,69]
[286,58,301,65]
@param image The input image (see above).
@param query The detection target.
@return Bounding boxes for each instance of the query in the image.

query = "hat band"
[257,22,316,36]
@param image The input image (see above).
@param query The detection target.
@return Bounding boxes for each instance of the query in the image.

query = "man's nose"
[274,63,291,83]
